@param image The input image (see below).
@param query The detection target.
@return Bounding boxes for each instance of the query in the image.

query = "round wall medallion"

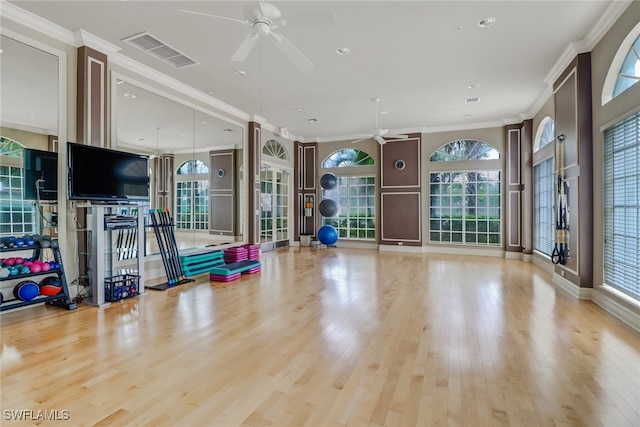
[394,159,406,170]
[217,169,225,177]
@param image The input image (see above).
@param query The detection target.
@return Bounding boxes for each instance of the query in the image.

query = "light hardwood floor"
[1,248,639,426]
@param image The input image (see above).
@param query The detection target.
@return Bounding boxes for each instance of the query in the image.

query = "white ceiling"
[2,1,630,144]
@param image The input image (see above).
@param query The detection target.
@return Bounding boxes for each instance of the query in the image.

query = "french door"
[175,180,209,230]
[260,166,290,250]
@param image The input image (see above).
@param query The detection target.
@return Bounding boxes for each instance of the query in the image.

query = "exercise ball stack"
[319,173,339,246]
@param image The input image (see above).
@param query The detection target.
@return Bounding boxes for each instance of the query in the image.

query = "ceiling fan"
[181,1,335,74]
[352,98,408,145]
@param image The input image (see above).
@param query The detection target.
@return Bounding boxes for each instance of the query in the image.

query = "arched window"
[534,117,555,152]
[603,22,640,104]
[430,139,499,162]
[263,139,288,161]
[176,159,209,175]
[322,149,374,168]
[613,34,640,98]
[0,136,25,157]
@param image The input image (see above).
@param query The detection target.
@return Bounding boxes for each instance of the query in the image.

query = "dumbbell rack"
[0,243,77,312]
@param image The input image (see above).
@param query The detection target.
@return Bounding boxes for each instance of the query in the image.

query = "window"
[603,23,640,104]
[175,181,209,230]
[534,118,555,152]
[176,159,209,175]
[613,34,640,98]
[263,139,288,161]
[534,158,554,256]
[429,171,501,246]
[0,137,35,236]
[430,140,499,162]
[322,176,375,240]
[603,111,639,300]
[322,149,374,168]
[175,160,209,230]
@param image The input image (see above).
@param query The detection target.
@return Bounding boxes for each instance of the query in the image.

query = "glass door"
[175,180,209,230]
[260,166,290,250]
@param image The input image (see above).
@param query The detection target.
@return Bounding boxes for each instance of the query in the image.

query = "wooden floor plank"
[1,248,638,426]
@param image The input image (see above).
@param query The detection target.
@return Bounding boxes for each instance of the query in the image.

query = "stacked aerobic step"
[210,247,261,282]
[223,247,247,263]
[180,250,224,277]
[242,244,260,260]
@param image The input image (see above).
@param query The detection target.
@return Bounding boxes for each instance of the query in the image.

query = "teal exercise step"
[180,250,225,276]
[209,260,261,277]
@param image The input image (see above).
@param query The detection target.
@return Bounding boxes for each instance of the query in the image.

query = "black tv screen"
[67,142,150,202]
[23,148,58,201]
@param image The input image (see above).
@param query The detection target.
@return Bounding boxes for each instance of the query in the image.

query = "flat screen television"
[23,148,58,201]
[67,142,150,202]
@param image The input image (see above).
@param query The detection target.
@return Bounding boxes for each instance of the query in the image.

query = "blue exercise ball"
[320,173,338,190]
[13,280,39,301]
[318,225,338,245]
[319,198,338,217]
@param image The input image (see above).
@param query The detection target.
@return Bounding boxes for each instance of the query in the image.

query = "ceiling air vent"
[122,32,198,69]
[465,97,481,104]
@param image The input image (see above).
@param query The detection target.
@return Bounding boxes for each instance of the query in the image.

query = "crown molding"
[544,1,632,87]
[583,0,633,50]
[73,29,120,53]
[0,1,76,45]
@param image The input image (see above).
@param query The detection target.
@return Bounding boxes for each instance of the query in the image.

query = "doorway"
[260,165,290,251]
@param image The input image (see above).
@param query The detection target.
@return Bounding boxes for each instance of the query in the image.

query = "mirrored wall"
[112,79,245,255]
[0,34,59,238]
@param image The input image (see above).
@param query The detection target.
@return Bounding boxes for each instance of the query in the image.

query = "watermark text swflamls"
[4,409,70,421]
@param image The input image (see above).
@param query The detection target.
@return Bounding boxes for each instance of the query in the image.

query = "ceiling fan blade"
[231,33,260,62]
[374,136,387,145]
[385,134,409,139]
[270,32,315,74]
[180,9,249,26]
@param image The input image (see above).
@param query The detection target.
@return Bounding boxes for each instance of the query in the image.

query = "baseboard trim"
[592,287,640,332]
[379,244,423,253]
[422,245,504,257]
[553,273,592,299]
[532,253,554,274]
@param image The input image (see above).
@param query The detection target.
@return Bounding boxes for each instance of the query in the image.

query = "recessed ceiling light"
[116,79,124,85]
[336,47,351,55]
[380,111,389,115]
[308,118,319,123]
[465,97,481,104]
[477,17,496,28]
[179,134,188,137]
[138,138,147,141]
[27,116,38,120]
[293,108,303,113]
[235,70,246,76]
[124,93,136,99]
[467,83,480,89]
[222,128,235,132]
[201,121,211,125]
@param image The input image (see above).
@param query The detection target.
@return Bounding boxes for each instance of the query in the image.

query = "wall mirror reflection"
[113,79,244,256]
[0,34,59,239]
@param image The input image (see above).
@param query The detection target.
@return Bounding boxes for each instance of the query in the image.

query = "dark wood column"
[504,124,523,254]
[248,122,262,244]
[379,133,422,246]
[553,52,593,288]
[295,141,317,239]
[76,46,108,147]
